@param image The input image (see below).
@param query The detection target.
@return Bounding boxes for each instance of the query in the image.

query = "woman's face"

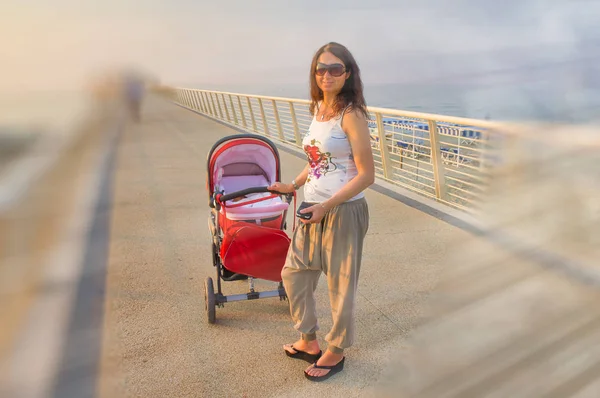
[315,51,349,95]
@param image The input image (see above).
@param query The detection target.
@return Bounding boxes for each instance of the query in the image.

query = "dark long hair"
[309,42,369,120]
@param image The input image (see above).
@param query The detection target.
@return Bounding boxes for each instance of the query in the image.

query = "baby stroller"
[205,134,296,324]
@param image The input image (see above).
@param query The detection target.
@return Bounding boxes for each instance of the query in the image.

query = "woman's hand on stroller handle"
[267,182,295,194]
[218,185,294,203]
[218,186,271,203]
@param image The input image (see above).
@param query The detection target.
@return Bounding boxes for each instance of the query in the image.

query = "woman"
[268,42,374,381]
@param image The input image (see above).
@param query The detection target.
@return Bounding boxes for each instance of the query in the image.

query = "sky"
[1,0,599,93]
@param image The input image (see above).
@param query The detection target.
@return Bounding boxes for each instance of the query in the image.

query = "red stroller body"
[205,134,295,323]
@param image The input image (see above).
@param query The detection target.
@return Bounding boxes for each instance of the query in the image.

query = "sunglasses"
[315,63,346,77]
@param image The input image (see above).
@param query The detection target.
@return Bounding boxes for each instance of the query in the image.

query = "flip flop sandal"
[304,357,345,382]
[283,345,322,363]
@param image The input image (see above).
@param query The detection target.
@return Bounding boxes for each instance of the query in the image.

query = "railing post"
[375,113,392,180]
[192,91,200,110]
[428,120,448,201]
[210,93,218,117]
[196,91,204,113]
[212,93,219,118]
[188,90,194,109]
[222,93,231,122]
[218,93,225,120]
[289,102,301,147]
[199,91,207,114]
[185,90,192,107]
[247,97,257,132]
[205,92,214,116]
[257,98,270,136]
[229,95,238,125]
[181,90,188,106]
[198,92,205,112]
[271,100,284,140]
[187,90,193,108]
[190,91,197,109]
[237,96,247,128]
[214,93,224,119]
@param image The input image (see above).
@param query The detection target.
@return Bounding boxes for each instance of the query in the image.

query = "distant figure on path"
[124,75,145,122]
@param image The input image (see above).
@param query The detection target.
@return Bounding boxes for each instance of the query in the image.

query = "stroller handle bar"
[218,186,289,203]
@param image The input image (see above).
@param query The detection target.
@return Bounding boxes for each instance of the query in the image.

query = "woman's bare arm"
[321,110,375,210]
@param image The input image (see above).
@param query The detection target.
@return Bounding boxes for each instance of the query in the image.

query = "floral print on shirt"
[304,139,337,182]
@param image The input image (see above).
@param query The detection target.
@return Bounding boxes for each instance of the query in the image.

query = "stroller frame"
[204,134,295,324]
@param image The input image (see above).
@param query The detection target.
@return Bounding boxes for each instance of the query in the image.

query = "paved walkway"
[95,96,481,398]
[5,95,596,397]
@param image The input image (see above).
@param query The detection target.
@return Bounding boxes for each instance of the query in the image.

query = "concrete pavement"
[6,94,588,398]
[94,96,481,398]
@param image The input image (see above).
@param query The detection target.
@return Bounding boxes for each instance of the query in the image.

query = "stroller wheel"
[204,277,216,324]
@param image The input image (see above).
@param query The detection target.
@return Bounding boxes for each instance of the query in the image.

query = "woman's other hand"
[299,203,327,225]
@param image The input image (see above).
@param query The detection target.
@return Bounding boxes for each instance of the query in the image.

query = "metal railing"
[162,87,510,212]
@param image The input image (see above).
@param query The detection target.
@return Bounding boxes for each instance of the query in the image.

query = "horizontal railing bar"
[447,184,483,198]
[445,168,486,182]
[177,87,506,130]
[393,172,435,185]
[445,176,485,191]
[447,191,478,204]
[392,169,435,182]
[392,177,436,191]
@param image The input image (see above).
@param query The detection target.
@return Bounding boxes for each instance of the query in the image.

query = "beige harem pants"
[281,197,369,353]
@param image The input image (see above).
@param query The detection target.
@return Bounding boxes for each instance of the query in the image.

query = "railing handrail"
[173,87,505,130]
[164,85,600,214]
[173,87,311,105]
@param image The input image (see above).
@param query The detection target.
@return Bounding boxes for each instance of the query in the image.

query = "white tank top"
[302,103,365,203]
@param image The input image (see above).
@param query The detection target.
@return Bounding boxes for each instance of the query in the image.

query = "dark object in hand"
[296,201,317,220]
